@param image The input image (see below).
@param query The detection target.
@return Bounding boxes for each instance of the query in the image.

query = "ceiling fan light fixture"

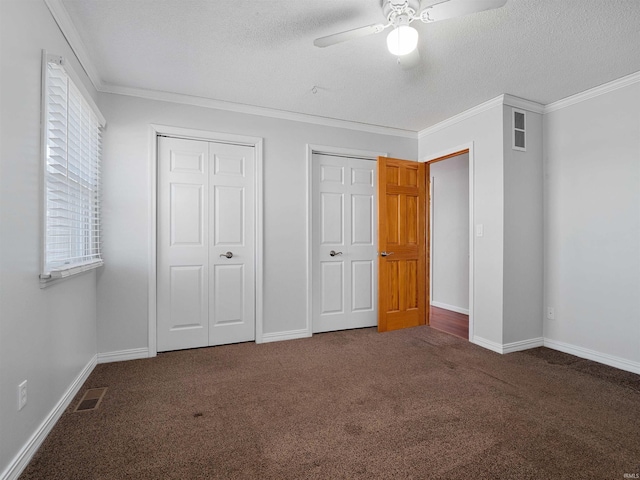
[386,25,418,56]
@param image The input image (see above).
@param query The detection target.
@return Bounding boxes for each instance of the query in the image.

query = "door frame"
[422,142,475,341]
[306,144,387,337]
[148,124,264,357]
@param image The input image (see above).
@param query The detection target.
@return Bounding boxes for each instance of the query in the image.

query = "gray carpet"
[19,326,640,479]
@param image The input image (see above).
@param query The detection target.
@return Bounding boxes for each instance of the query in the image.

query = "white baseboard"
[471,336,504,354]
[543,338,640,375]
[97,347,149,364]
[503,337,544,354]
[472,335,640,374]
[472,336,544,354]
[1,354,97,480]
[430,301,469,315]
[259,328,311,344]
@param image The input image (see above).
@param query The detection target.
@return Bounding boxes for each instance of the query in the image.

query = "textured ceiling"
[61,0,640,132]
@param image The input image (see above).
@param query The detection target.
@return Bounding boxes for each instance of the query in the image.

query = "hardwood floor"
[429,305,469,339]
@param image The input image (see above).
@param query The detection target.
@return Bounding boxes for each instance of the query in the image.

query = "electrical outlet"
[18,380,27,411]
[547,307,555,320]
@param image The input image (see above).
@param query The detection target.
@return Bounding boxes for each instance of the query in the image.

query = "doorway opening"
[426,149,472,340]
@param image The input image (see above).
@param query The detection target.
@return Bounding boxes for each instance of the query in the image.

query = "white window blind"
[42,53,105,280]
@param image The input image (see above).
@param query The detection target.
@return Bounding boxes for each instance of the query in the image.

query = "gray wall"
[95,93,417,355]
[419,104,505,345]
[430,153,469,313]
[0,1,98,475]
[544,82,640,365]
[503,107,544,344]
[419,100,545,350]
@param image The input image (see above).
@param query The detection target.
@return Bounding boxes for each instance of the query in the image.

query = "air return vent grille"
[512,108,526,151]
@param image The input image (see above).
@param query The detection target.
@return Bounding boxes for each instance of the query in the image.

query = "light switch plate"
[18,380,27,411]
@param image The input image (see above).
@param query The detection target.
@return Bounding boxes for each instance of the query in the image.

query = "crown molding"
[44,0,103,91]
[41,0,414,138]
[40,1,640,137]
[503,94,544,114]
[417,95,504,139]
[418,94,547,139]
[100,83,418,138]
[543,70,640,114]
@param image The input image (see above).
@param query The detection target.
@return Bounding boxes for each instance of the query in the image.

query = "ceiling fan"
[314,0,507,58]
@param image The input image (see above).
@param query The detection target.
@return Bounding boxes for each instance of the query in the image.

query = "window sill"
[39,260,104,288]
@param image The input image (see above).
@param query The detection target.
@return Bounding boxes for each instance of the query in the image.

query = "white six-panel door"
[208,141,255,346]
[312,153,377,333]
[157,136,255,352]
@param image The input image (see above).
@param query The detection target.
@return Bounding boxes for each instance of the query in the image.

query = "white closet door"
[348,157,378,328]
[208,141,255,346]
[312,153,377,333]
[157,137,210,351]
[157,137,255,352]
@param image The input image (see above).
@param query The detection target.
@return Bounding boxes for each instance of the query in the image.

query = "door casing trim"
[306,145,387,337]
[148,124,264,357]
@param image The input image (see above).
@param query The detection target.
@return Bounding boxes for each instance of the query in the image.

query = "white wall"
[0,1,98,477]
[503,107,544,344]
[430,153,469,313]
[544,82,640,368]
[419,104,504,345]
[96,93,417,354]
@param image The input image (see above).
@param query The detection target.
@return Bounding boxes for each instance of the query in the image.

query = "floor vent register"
[74,387,107,412]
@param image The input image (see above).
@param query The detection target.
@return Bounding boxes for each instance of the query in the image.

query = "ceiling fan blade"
[421,0,507,23]
[314,23,387,48]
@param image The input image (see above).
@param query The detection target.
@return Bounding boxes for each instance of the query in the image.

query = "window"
[41,52,105,281]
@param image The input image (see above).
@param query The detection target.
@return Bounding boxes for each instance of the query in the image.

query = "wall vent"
[512,108,526,151]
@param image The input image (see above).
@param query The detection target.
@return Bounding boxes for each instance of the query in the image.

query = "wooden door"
[312,153,377,333]
[157,137,255,352]
[377,157,428,332]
